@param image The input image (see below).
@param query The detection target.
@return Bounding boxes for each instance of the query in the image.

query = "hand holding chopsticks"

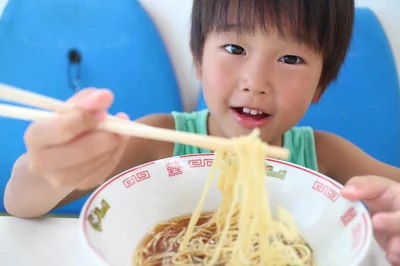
[0,83,290,159]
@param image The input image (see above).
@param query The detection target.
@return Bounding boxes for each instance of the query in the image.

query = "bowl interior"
[79,154,372,266]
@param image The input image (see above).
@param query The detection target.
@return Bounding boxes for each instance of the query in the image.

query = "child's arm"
[314,131,400,185]
[3,89,175,218]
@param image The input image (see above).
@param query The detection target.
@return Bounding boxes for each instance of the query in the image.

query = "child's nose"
[241,73,272,96]
[241,59,273,96]
[241,87,268,95]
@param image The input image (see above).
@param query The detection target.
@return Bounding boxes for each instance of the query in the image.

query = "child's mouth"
[233,107,269,119]
[232,107,271,128]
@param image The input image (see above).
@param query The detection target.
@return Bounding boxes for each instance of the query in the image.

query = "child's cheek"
[278,92,313,121]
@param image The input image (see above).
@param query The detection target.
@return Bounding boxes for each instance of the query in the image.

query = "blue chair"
[0,0,183,215]
[197,8,400,167]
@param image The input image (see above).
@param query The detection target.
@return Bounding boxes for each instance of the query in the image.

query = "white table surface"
[0,216,92,266]
[0,216,391,266]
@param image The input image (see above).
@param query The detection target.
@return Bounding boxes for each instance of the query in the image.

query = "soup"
[133,213,214,265]
[133,212,314,266]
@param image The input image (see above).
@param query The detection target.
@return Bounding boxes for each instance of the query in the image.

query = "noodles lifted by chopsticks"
[134,129,313,266]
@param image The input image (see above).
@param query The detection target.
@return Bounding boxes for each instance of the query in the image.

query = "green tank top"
[171,110,318,172]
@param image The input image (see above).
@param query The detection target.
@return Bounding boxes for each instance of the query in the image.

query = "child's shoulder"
[313,130,399,184]
[312,130,349,176]
[171,109,209,135]
[136,113,175,130]
[313,130,358,169]
[283,126,318,172]
[122,113,176,162]
[313,130,363,180]
[127,110,210,160]
[138,110,209,135]
[170,110,211,156]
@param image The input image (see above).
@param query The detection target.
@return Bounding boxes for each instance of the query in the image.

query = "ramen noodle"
[133,129,314,265]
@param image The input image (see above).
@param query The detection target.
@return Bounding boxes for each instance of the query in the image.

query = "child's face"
[196,27,324,145]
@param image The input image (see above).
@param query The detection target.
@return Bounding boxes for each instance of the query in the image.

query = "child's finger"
[115,112,129,121]
[373,212,400,233]
[341,175,393,201]
[114,112,130,140]
[71,88,114,112]
[386,236,400,264]
[25,109,100,147]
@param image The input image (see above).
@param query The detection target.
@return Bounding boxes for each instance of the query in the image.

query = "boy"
[4,0,400,263]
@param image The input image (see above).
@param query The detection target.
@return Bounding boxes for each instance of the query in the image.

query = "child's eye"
[279,55,304,64]
[224,44,246,55]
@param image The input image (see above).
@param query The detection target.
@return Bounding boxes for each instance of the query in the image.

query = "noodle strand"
[133,130,314,266]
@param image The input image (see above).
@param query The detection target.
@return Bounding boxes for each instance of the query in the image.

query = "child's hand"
[24,88,129,190]
[341,175,400,265]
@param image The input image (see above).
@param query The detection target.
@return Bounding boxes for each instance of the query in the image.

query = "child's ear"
[195,62,202,80]
[312,88,322,103]
[192,57,202,80]
[312,94,320,103]
[190,45,203,80]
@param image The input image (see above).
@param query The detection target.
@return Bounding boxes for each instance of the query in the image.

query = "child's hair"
[190,0,355,94]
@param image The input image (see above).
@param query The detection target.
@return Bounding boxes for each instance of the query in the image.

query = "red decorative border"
[82,161,155,240]
[312,181,340,202]
[81,154,371,263]
[188,158,214,168]
[361,213,369,252]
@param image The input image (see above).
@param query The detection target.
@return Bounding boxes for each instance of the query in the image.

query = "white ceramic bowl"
[79,154,373,266]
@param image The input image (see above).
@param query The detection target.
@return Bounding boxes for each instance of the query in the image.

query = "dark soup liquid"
[133,213,214,266]
[133,212,313,266]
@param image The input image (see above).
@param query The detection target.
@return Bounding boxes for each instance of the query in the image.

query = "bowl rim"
[78,153,373,266]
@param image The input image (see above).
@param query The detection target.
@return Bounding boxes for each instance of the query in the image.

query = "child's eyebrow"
[214,22,319,50]
[214,24,320,54]
[216,23,257,35]
[217,24,239,33]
